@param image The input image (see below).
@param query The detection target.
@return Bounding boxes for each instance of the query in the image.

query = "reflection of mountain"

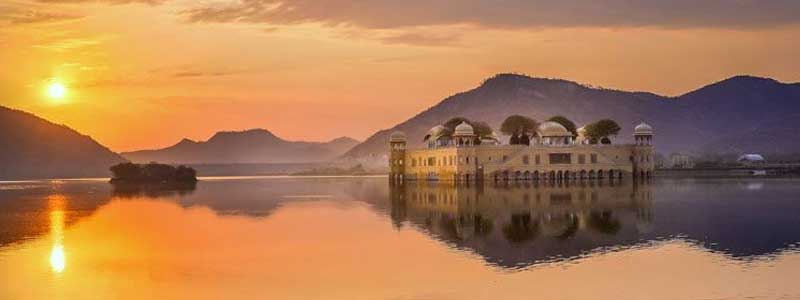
[0,178,381,248]
[0,182,112,248]
[121,177,381,218]
[649,179,800,258]
[388,179,800,268]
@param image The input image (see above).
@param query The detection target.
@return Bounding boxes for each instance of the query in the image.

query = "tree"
[520,134,530,145]
[547,116,577,136]
[470,121,494,138]
[500,115,538,136]
[110,162,197,183]
[175,165,197,181]
[585,119,621,143]
[144,162,176,180]
[110,162,142,180]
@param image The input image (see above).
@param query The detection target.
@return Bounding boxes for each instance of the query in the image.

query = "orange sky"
[2,0,800,152]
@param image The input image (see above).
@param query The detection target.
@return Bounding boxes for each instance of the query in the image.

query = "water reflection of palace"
[390,180,656,268]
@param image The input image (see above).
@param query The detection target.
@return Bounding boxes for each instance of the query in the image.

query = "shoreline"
[2,172,800,183]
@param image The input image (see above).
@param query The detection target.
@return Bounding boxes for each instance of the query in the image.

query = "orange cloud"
[0,3,83,26]
[180,0,800,29]
[35,0,166,4]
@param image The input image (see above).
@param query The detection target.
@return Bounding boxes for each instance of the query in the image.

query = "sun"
[46,82,67,102]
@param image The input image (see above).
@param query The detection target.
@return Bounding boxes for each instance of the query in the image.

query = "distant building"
[669,153,694,169]
[389,121,655,182]
[737,154,766,165]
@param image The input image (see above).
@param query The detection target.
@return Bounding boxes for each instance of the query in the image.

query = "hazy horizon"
[3,1,800,152]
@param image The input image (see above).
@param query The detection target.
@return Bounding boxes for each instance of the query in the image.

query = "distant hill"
[122,129,359,164]
[343,74,800,160]
[0,106,125,180]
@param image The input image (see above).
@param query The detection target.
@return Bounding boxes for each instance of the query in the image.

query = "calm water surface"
[1,177,799,299]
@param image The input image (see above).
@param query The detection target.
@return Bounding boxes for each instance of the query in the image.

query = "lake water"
[1,176,799,299]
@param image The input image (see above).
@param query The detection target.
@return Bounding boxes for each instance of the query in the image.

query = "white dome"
[482,131,500,143]
[453,122,475,136]
[490,131,500,140]
[634,122,653,135]
[738,154,765,162]
[389,131,406,142]
[537,121,572,137]
[577,126,588,137]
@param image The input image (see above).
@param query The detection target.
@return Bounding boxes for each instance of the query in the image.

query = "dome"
[634,122,653,135]
[389,131,406,142]
[482,131,501,143]
[738,154,765,162]
[537,121,572,137]
[577,126,588,137]
[453,122,475,136]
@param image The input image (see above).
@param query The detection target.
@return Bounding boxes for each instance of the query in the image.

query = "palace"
[389,120,655,182]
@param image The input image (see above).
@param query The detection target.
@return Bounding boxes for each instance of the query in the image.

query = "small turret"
[634,122,654,146]
[453,122,476,147]
[633,122,655,180]
[389,131,407,184]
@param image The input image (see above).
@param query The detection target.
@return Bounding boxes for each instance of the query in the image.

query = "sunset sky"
[2,0,800,152]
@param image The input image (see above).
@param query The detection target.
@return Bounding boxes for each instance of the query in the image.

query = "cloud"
[169,67,255,78]
[34,38,100,51]
[180,0,800,30]
[172,71,240,77]
[330,25,464,47]
[0,3,83,25]
[173,71,205,78]
[378,31,460,47]
[7,11,83,24]
[34,0,167,5]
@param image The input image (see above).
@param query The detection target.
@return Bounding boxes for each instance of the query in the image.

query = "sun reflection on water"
[48,195,66,274]
[50,245,65,273]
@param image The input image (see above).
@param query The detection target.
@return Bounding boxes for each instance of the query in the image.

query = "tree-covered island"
[109,162,198,183]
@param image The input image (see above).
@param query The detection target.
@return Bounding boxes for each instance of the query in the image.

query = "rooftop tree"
[584,119,621,144]
[500,115,538,145]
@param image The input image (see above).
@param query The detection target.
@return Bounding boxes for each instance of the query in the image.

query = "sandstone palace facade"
[389,121,655,183]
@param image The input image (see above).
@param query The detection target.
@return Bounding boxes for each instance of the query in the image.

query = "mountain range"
[3,73,799,179]
[121,129,359,164]
[0,106,125,179]
[344,74,800,160]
